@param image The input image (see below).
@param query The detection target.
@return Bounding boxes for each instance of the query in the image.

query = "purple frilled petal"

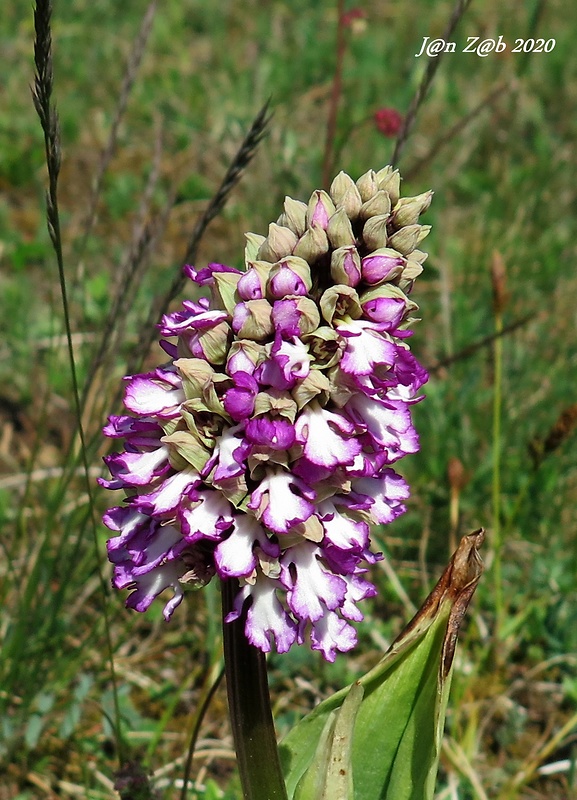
[130,468,200,515]
[215,515,279,578]
[100,445,170,488]
[281,543,347,622]
[317,500,370,551]
[124,369,184,418]
[160,302,227,336]
[294,403,360,469]
[336,320,397,377]
[178,487,235,541]
[305,610,358,662]
[185,262,242,287]
[257,337,311,389]
[345,393,419,461]
[247,469,315,534]
[226,577,298,654]
[349,470,410,524]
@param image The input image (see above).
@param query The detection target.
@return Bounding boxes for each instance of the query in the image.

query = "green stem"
[221,579,288,800]
[492,311,504,645]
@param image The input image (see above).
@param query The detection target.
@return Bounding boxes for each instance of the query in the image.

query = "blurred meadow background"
[1,0,577,797]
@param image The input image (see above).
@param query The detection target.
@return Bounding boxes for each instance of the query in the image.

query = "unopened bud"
[327,207,356,248]
[360,284,417,327]
[376,167,401,205]
[329,171,363,219]
[232,299,274,341]
[292,224,330,262]
[267,256,312,298]
[237,261,272,301]
[361,248,405,285]
[359,190,392,221]
[257,223,298,262]
[245,232,266,265]
[306,190,336,230]
[277,196,307,236]
[330,246,362,286]
[388,224,431,256]
[362,214,390,250]
[356,169,379,202]
[392,191,433,228]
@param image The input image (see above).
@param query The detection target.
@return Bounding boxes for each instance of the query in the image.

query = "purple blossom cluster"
[100,167,431,661]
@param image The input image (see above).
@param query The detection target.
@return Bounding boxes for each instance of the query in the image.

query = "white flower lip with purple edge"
[100,166,431,662]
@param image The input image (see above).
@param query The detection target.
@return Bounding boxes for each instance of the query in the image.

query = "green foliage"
[2,0,577,797]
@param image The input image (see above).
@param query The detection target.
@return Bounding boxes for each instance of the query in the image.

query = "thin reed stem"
[32,0,126,764]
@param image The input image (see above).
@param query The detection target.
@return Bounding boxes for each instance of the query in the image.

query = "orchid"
[100,166,432,662]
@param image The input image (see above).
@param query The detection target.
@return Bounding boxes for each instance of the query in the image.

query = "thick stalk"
[221,579,288,800]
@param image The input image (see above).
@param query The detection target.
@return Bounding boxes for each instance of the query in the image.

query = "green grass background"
[1,0,576,797]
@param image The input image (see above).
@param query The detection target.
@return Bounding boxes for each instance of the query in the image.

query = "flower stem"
[221,579,288,800]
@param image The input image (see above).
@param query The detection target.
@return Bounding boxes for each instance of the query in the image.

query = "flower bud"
[292,224,330,263]
[244,232,266,265]
[271,297,321,337]
[376,166,401,205]
[277,196,308,236]
[356,169,379,202]
[330,246,362,286]
[226,339,266,375]
[362,214,390,250]
[359,284,417,327]
[359,190,392,221]
[267,256,312,299]
[392,191,433,228]
[388,224,431,256]
[320,285,362,325]
[237,262,271,300]
[397,258,424,293]
[361,248,405,285]
[212,271,242,315]
[232,299,274,341]
[192,320,231,364]
[174,357,215,400]
[306,190,336,230]
[329,171,363,219]
[257,223,298,262]
[327,207,356,248]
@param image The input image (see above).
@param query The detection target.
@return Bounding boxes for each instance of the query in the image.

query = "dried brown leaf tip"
[491,250,508,316]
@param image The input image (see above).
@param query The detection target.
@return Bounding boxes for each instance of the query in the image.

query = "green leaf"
[280,530,485,800]
[294,681,364,800]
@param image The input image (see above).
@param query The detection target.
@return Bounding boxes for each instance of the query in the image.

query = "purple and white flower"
[100,166,431,661]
